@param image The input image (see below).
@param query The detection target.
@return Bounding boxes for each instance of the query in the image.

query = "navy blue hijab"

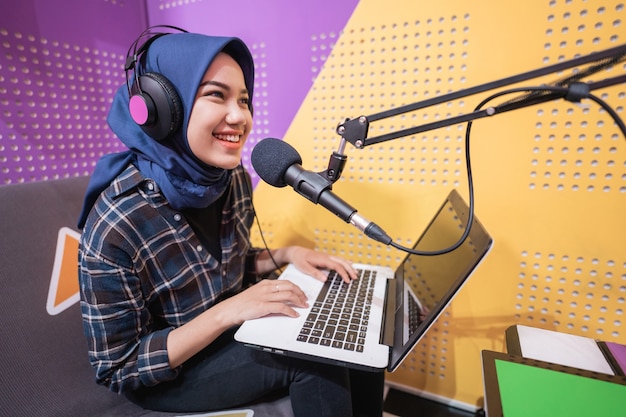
[78,32,254,229]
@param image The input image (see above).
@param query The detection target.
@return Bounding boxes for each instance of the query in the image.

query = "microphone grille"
[251,138,302,187]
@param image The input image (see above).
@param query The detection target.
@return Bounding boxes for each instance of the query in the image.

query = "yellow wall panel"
[251,0,626,410]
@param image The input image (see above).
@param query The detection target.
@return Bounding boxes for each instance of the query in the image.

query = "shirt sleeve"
[79,243,180,393]
[243,247,269,286]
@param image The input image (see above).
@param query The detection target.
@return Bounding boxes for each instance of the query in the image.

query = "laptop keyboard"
[407,293,423,336]
[296,269,375,352]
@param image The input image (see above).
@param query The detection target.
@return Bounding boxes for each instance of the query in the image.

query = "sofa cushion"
[0,177,291,417]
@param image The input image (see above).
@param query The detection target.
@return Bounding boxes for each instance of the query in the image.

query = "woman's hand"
[279,246,358,283]
[221,278,309,324]
[256,246,358,283]
[222,247,358,325]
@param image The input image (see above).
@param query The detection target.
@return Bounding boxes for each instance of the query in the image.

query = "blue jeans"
[124,328,385,417]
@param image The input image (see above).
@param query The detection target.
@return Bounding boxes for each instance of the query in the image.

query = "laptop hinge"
[380,278,396,346]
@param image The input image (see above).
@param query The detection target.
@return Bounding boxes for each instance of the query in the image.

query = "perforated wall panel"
[251,0,626,409]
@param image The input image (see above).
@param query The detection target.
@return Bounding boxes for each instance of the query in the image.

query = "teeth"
[215,134,240,143]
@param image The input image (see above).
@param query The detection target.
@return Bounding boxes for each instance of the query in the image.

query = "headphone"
[125,25,188,141]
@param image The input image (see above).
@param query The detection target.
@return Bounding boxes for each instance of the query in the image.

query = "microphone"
[251,138,392,245]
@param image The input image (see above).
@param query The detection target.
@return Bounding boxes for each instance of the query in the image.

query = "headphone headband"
[124,25,188,96]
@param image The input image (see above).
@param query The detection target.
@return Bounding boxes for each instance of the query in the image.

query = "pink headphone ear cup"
[129,72,183,141]
[129,94,153,125]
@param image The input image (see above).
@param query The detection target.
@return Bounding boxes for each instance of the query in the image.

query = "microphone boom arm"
[314,43,626,253]
[334,43,626,151]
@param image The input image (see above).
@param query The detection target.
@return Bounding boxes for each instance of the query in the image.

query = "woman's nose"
[225,102,247,125]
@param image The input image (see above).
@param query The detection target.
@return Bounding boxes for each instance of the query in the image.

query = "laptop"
[481,350,626,417]
[235,189,493,372]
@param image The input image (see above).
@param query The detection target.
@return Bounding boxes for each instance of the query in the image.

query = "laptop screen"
[389,189,493,371]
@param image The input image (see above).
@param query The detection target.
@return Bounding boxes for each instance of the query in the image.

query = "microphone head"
[251,138,302,187]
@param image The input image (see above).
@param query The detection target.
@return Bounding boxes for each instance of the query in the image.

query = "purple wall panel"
[2,0,147,46]
[0,0,146,185]
[0,0,358,185]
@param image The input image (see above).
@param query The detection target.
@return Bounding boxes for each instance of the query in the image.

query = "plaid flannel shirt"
[79,163,263,393]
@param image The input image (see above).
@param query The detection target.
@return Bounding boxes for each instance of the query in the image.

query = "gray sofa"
[0,176,292,417]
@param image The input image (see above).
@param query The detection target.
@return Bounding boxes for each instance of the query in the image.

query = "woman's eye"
[206,91,225,99]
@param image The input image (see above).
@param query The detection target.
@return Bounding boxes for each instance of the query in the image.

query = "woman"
[77,29,384,416]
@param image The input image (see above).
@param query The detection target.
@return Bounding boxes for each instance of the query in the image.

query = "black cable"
[253,212,284,274]
[385,81,626,257]
[387,115,475,256]
[243,172,284,273]
[487,85,626,141]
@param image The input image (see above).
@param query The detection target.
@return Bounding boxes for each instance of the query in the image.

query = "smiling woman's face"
[186,52,252,169]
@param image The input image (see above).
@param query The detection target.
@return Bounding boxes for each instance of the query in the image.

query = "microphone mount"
[321,147,348,183]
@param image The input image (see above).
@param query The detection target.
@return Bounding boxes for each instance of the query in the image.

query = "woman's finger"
[265,280,309,308]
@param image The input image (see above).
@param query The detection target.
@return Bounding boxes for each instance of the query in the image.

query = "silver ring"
[275,283,280,292]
